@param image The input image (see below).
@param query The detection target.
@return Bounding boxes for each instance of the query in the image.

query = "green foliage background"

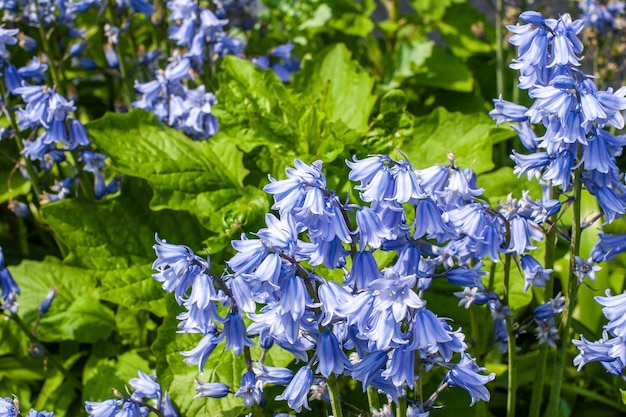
[1,1,625,416]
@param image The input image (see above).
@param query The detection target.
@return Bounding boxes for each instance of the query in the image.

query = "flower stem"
[495,0,504,97]
[326,373,343,417]
[546,159,584,416]
[528,187,558,417]
[367,385,380,411]
[503,253,516,417]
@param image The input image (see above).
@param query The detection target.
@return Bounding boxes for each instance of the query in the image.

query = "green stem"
[528,187,558,417]
[367,385,380,412]
[32,9,62,95]
[326,374,343,417]
[495,0,504,98]
[503,253,516,417]
[396,397,406,417]
[546,155,584,416]
[414,354,423,405]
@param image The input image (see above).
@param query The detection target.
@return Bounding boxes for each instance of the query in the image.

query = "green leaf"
[9,259,115,343]
[396,39,433,79]
[400,107,515,174]
[407,44,474,92]
[410,0,462,21]
[96,264,167,315]
[0,169,30,204]
[40,295,115,343]
[215,56,295,153]
[87,110,247,229]
[40,178,209,315]
[438,2,495,59]
[489,259,533,311]
[292,44,376,131]
[479,167,543,203]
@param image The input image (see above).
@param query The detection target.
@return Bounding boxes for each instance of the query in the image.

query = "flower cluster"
[154,154,576,413]
[84,371,178,417]
[491,11,626,223]
[133,0,300,140]
[578,0,625,34]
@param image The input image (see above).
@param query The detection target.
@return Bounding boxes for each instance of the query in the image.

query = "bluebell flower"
[317,280,352,326]
[445,354,496,405]
[0,247,19,313]
[160,393,178,417]
[8,199,30,218]
[275,366,314,413]
[349,350,389,388]
[346,250,381,289]
[573,332,623,374]
[573,256,601,283]
[579,0,623,33]
[181,328,223,372]
[223,310,253,355]
[0,397,17,417]
[0,26,19,56]
[193,380,230,399]
[520,255,553,291]
[316,331,351,377]
[25,409,53,417]
[114,401,141,417]
[591,232,626,262]
[370,270,424,321]
[355,206,394,249]
[454,287,490,308]
[254,364,293,387]
[595,290,626,338]
[381,346,415,388]
[152,234,209,303]
[347,155,393,202]
[406,307,454,353]
[129,371,161,400]
[84,399,120,417]
[410,198,454,242]
[37,287,56,314]
[235,371,263,407]
[446,264,486,289]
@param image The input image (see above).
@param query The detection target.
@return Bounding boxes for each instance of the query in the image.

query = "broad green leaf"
[396,39,433,79]
[9,259,115,343]
[400,107,515,174]
[407,44,474,92]
[39,295,115,343]
[215,56,295,152]
[41,178,209,315]
[438,2,495,59]
[87,110,247,229]
[41,178,207,266]
[292,44,376,131]
[298,4,331,30]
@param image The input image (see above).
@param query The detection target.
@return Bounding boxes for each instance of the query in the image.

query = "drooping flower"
[445,354,496,406]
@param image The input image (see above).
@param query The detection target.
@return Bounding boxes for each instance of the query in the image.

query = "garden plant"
[2,0,626,416]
